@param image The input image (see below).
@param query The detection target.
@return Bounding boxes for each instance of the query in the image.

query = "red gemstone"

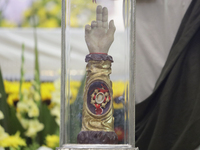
[95,107,103,115]
[104,97,107,102]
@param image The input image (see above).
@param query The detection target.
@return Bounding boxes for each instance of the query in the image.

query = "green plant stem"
[19,44,25,101]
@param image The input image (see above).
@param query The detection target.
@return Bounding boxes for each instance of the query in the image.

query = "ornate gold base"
[57,144,139,150]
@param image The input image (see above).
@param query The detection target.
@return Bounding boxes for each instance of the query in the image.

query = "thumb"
[107,20,116,36]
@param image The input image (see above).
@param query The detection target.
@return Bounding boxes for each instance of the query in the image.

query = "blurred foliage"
[1,78,126,148]
[0,0,97,28]
[22,0,62,28]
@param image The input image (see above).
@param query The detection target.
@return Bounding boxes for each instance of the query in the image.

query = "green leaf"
[33,24,40,85]
[0,68,9,131]
[23,142,40,150]
[9,107,25,136]
[0,68,25,135]
[70,74,86,143]
[19,43,25,101]
[32,24,41,108]
[37,103,59,145]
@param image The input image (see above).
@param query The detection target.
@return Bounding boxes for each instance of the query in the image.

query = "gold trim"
[85,80,112,118]
[81,60,115,132]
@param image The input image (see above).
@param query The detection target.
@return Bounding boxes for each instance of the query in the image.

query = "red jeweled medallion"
[87,81,111,115]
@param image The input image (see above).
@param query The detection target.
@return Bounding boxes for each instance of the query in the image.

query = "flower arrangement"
[0,110,26,149]
[0,1,126,147]
[0,34,60,149]
[1,79,125,149]
[0,0,96,28]
[0,44,125,148]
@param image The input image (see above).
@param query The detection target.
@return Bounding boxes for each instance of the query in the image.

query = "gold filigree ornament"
[82,80,114,132]
[81,60,115,132]
[90,84,111,114]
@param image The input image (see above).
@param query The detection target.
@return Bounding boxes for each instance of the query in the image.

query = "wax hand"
[85,5,116,54]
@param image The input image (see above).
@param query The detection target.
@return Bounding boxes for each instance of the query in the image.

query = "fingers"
[85,24,91,34]
[107,20,116,36]
[95,5,116,36]
[102,7,108,29]
[91,21,97,29]
[96,5,108,29]
[96,5,102,27]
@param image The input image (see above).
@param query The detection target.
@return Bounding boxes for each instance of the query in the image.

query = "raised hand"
[85,5,116,54]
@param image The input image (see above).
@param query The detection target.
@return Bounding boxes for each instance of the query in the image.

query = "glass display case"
[57,0,138,149]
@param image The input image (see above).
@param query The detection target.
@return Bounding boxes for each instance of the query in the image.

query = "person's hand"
[85,5,116,54]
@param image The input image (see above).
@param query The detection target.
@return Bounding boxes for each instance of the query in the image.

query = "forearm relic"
[77,54,118,144]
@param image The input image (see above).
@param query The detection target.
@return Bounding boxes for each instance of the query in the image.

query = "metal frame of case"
[57,0,137,149]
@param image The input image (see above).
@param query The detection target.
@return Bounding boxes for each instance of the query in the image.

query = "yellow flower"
[112,81,126,109]
[47,102,55,109]
[25,120,44,138]
[21,89,30,102]
[23,9,32,18]
[45,135,59,148]
[3,80,9,93]
[34,92,41,102]
[29,86,35,94]
[39,18,59,28]
[51,78,61,105]
[53,78,60,90]
[69,81,81,104]
[55,117,60,126]
[113,101,124,109]
[17,101,29,113]
[41,82,55,93]
[51,92,60,104]
[0,131,26,148]
[21,82,32,92]
[50,105,60,118]
[7,93,19,106]
[4,81,31,94]
[45,1,56,12]
[41,89,52,101]
[16,113,29,129]
[0,111,4,120]
[0,125,9,141]
[28,102,39,118]
[37,7,46,20]
[70,88,78,105]
[1,20,17,27]
[49,5,60,16]
[31,80,40,91]
[112,81,125,98]
[50,105,60,126]
[4,81,19,94]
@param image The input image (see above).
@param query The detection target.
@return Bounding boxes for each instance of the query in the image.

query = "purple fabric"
[85,54,113,62]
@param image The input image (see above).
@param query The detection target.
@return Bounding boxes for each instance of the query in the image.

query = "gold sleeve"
[81,60,114,132]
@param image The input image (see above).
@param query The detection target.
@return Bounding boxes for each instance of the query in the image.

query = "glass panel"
[60,0,135,148]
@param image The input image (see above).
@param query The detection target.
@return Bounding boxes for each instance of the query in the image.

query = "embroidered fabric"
[85,53,113,62]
